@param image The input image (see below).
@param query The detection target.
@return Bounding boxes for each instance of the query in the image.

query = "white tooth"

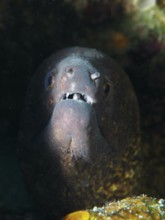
[86,95,94,104]
[66,93,69,98]
[73,93,79,100]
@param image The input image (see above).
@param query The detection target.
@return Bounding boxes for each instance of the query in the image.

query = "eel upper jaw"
[60,92,95,105]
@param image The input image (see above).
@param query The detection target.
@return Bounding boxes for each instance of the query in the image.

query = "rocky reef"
[0,0,164,219]
[64,195,165,220]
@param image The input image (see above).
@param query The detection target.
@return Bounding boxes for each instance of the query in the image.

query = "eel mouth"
[61,92,94,105]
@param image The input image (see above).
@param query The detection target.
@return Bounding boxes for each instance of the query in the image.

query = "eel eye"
[103,80,110,94]
[45,72,55,89]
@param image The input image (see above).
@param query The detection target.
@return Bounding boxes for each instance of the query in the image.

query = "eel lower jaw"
[60,92,95,105]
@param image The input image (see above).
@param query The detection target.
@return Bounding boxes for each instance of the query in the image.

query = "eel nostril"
[65,67,74,76]
[90,72,100,81]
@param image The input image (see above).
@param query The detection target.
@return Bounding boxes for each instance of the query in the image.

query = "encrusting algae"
[64,195,165,220]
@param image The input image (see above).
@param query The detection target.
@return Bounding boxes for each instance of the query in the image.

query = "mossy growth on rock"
[64,195,165,220]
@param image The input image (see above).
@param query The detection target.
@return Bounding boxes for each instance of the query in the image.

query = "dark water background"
[0,0,164,219]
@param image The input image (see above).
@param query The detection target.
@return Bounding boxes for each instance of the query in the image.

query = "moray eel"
[18,47,141,219]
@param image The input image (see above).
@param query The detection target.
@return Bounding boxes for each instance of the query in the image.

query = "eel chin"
[47,97,105,162]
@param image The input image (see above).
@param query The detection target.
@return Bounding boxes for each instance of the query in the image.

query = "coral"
[64,195,165,220]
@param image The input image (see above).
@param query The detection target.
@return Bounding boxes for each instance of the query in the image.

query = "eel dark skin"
[18,47,141,219]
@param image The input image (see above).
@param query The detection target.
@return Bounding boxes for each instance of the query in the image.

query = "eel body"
[19,47,141,218]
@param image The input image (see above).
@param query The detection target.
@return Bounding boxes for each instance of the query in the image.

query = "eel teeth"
[66,92,69,98]
[62,93,94,105]
[73,93,79,100]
